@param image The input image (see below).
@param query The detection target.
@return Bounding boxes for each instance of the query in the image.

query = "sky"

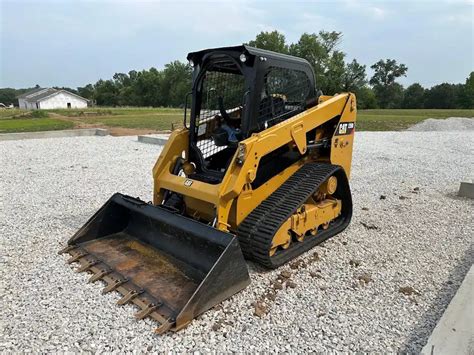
[0,0,473,89]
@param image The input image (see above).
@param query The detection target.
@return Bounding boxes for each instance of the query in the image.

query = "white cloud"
[370,6,387,20]
[288,11,338,39]
[104,1,269,39]
[343,0,389,20]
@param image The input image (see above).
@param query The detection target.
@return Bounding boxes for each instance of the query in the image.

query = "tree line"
[1,30,472,109]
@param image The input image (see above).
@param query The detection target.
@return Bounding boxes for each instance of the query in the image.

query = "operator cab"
[185,45,316,184]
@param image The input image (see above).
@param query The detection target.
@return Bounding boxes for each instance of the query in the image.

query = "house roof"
[17,87,88,103]
[24,88,59,102]
[17,87,51,99]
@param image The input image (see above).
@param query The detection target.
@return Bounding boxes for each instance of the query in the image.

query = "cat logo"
[184,179,193,187]
[336,122,355,136]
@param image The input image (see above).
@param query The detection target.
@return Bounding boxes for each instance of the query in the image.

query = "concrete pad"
[0,128,109,141]
[421,265,474,355]
[458,182,474,199]
[137,134,169,145]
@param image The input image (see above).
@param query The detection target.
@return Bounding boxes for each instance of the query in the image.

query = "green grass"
[63,107,471,131]
[0,109,49,119]
[0,109,23,119]
[0,118,74,133]
[82,112,184,131]
[0,107,472,133]
[357,109,474,131]
[0,107,184,133]
[48,107,182,117]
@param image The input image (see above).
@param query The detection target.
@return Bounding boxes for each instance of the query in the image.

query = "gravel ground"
[407,117,474,131]
[1,131,473,352]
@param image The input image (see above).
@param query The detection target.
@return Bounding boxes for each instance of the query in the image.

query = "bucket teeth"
[88,269,111,283]
[102,277,128,294]
[117,289,143,306]
[75,258,99,273]
[58,245,76,255]
[66,251,87,264]
[134,302,161,320]
[155,318,174,334]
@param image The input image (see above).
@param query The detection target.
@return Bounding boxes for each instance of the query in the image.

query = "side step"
[60,193,250,333]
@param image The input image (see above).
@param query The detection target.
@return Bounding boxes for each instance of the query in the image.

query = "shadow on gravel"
[400,245,474,353]
[56,211,98,229]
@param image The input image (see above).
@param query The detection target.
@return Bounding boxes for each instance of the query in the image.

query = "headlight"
[239,54,247,63]
[188,59,194,67]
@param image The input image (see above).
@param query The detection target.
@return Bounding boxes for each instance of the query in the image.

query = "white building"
[18,88,88,110]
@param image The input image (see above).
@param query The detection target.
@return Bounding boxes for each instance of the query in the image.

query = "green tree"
[53,86,78,94]
[160,61,192,107]
[373,82,405,109]
[343,59,367,92]
[247,31,368,96]
[289,33,326,66]
[248,30,289,54]
[111,72,141,106]
[370,59,408,86]
[134,68,163,106]
[355,86,378,109]
[402,83,425,108]
[289,31,347,94]
[0,88,18,105]
[423,83,461,109]
[77,84,94,100]
[94,79,119,106]
[458,72,474,108]
[370,59,408,108]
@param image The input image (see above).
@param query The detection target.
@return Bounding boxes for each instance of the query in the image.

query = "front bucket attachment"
[60,193,250,333]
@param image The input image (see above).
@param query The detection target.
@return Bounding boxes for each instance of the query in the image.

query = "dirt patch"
[399,286,420,296]
[290,259,307,269]
[49,113,165,136]
[360,222,379,230]
[251,269,300,318]
[210,304,235,331]
[251,252,323,317]
[356,272,373,285]
[349,259,362,267]
[309,270,323,278]
[286,280,297,288]
[253,302,268,318]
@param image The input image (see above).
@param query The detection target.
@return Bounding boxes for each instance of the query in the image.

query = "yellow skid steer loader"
[60,45,356,333]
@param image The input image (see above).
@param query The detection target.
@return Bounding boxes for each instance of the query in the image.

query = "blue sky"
[1,0,473,89]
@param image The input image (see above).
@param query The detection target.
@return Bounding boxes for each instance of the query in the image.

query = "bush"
[28,110,49,118]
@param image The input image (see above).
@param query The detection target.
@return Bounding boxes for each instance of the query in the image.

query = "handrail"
[183,91,192,128]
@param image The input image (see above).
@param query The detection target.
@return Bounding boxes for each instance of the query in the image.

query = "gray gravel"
[1,132,473,352]
[407,117,474,131]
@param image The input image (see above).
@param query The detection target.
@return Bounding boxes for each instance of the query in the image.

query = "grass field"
[81,112,183,131]
[0,118,74,133]
[0,108,184,134]
[357,109,474,131]
[0,107,472,134]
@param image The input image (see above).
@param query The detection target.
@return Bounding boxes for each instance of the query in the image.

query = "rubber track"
[237,163,352,269]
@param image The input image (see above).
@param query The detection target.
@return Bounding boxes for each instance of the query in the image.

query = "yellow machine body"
[61,45,357,333]
[153,93,356,235]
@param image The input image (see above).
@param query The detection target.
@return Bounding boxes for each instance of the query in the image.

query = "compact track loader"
[60,45,356,333]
